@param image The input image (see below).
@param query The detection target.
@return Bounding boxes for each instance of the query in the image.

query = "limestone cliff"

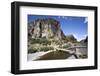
[28,18,65,40]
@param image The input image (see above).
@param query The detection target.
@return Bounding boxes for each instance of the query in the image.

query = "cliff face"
[80,36,88,46]
[28,18,65,40]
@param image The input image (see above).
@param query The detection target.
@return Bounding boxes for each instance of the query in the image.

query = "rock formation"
[28,18,65,40]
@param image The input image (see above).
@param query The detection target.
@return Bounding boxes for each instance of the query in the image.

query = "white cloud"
[71,33,87,41]
[77,34,88,41]
[82,34,88,38]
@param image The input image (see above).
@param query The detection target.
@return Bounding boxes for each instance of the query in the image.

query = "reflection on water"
[27,46,87,61]
[35,47,87,60]
[35,50,71,60]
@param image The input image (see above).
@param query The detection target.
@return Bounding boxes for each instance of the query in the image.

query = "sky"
[28,15,88,41]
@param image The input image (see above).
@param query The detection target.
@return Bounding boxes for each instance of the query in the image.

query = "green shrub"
[62,45,69,49]
[30,39,51,45]
[59,44,71,49]
[28,48,38,53]
[40,47,54,52]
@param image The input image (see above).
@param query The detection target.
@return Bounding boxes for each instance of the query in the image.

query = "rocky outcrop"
[80,36,88,43]
[28,18,65,40]
[80,36,88,46]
